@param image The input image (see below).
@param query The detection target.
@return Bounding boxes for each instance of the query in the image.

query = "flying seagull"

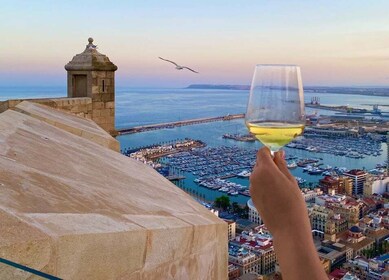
[158,57,199,73]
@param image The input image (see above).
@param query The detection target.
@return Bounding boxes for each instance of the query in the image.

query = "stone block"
[91,86,100,94]
[105,101,114,109]
[139,251,224,280]
[105,115,115,124]
[70,105,80,112]
[173,213,226,255]
[25,213,147,280]
[92,110,101,118]
[0,210,55,277]
[102,93,114,102]
[100,109,111,117]
[106,72,114,78]
[103,79,111,86]
[92,102,104,109]
[92,71,107,79]
[92,94,103,102]
[78,104,87,112]
[124,215,193,270]
[76,112,85,118]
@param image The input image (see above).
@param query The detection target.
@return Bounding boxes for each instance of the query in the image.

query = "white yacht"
[237,170,251,177]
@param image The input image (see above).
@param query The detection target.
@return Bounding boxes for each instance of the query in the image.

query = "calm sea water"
[1,86,388,204]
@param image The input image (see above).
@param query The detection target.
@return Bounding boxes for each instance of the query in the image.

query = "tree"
[214,195,231,211]
[232,202,240,214]
[242,205,249,219]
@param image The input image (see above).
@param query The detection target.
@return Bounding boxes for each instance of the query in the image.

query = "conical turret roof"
[65,38,117,71]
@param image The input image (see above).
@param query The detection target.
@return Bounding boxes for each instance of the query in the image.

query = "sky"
[1,0,389,88]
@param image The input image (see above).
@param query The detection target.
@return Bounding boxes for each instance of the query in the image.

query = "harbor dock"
[223,133,256,142]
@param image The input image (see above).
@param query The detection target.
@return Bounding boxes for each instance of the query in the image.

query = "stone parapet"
[0,103,227,279]
[0,97,93,119]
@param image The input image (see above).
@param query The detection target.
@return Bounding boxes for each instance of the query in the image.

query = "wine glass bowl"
[245,64,305,152]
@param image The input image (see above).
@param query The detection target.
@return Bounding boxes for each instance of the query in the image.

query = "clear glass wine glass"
[245,64,306,154]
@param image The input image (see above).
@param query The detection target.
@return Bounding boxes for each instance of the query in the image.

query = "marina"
[287,135,384,159]
[164,146,328,187]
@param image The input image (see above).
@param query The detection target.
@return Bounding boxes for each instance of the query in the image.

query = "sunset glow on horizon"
[1,0,389,87]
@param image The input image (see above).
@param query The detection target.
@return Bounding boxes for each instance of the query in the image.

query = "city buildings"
[319,196,363,226]
[344,169,368,195]
[228,264,241,280]
[310,205,333,237]
[228,244,262,275]
[325,214,349,241]
[365,225,389,247]
[302,187,323,202]
[232,230,277,275]
[363,174,389,196]
[343,255,389,280]
[225,219,237,241]
[318,240,353,270]
[320,176,353,195]
[247,199,262,225]
[337,226,375,258]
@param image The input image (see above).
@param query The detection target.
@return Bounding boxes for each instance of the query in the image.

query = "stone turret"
[65,38,117,134]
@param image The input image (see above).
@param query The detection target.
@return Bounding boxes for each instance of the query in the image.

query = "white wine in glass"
[245,64,305,152]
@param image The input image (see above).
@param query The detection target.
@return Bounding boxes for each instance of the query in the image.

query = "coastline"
[185,84,389,97]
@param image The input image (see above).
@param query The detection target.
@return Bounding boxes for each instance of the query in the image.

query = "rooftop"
[344,169,367,176]
[337,231,375,251]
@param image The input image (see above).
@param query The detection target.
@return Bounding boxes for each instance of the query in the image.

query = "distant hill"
[186,84,389,97]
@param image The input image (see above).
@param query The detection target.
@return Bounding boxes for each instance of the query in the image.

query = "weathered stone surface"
[14,101,119,151]
[0,105,227,279]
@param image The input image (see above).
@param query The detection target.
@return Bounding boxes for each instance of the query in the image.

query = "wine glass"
[245,64,305,154]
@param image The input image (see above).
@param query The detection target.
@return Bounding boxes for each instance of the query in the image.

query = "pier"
[117,113,245,135]
[165,175,186,181]
[223,133,256,142]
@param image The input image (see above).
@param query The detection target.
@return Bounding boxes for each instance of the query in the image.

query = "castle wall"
[0,97,93,119]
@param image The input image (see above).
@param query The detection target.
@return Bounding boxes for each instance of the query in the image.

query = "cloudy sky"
[1,0,389,87]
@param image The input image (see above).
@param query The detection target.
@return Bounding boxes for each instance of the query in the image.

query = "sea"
[1,86,388,204]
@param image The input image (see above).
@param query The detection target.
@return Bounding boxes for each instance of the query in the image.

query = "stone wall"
[0,95,116,135]
[0,97,92,119]
[0,101,228,280]
[90,70,115,133]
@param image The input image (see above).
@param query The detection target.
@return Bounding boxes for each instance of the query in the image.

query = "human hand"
[249,147,309,238]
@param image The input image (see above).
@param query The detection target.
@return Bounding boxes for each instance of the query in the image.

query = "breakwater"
[117,113,245,135]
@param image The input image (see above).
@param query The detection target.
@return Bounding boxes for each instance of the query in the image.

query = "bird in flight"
[158,57,199,73]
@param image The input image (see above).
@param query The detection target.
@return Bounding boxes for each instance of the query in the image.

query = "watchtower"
[65,38,118,134]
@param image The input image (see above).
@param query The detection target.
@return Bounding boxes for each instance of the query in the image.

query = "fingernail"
[281,150,285,159]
